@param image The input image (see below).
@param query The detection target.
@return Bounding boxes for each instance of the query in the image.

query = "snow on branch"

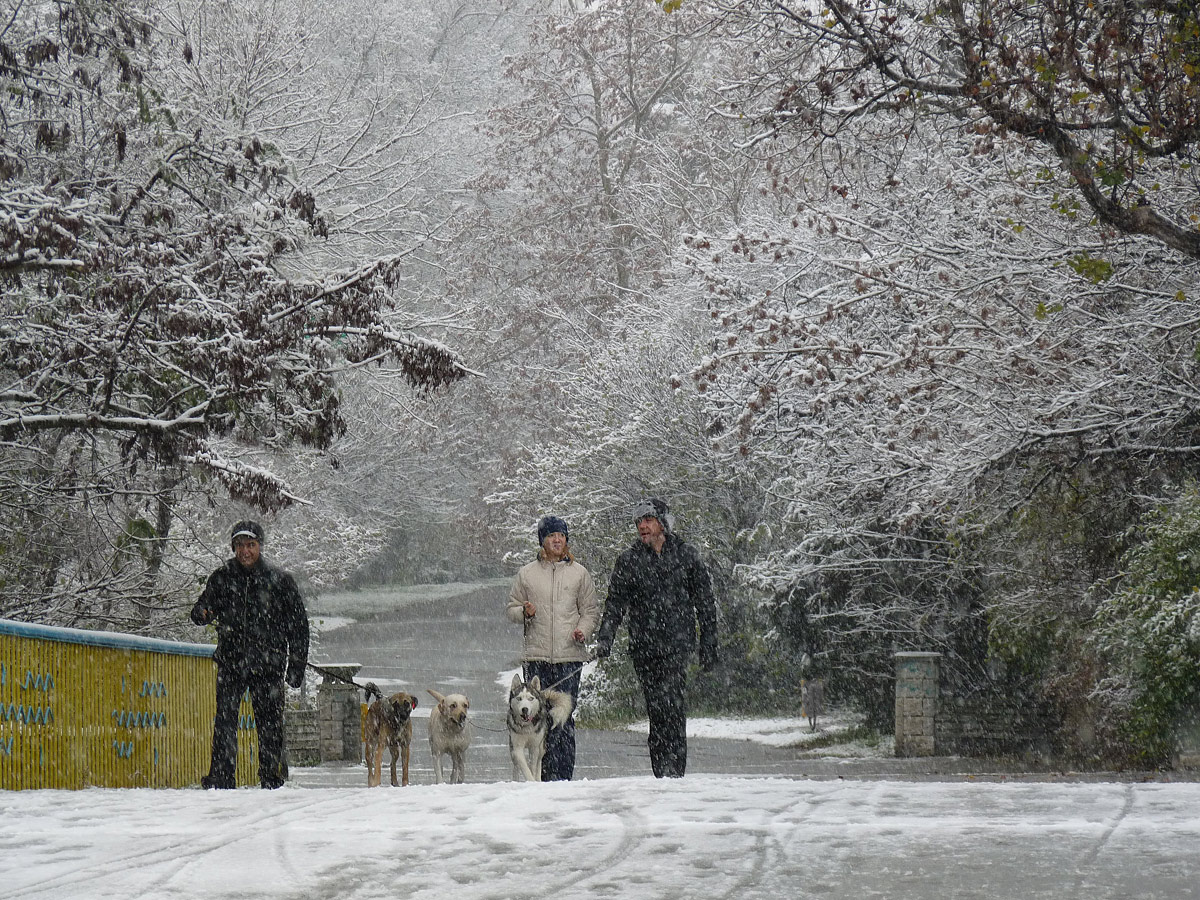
[186,450,312,512]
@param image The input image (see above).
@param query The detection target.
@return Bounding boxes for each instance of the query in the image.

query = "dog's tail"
[363,681,383,703]
[544,689,573,730]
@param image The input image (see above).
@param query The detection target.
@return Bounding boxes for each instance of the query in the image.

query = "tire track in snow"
[5,792,347,900]
[709,786,826,900]
[1070,782,1134,898]
[487,789,649,900]
[134,792,349,899]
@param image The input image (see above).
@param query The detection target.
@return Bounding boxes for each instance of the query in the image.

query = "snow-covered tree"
[719,0,1200,259]
[0,0,469,628]
[665,0,1200,732]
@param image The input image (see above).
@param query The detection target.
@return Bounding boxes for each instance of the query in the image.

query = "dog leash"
[527,653,600,692]
[307,655,599,713]
[305,661,379,697]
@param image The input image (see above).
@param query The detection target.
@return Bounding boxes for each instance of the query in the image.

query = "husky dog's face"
[509,674,542,723]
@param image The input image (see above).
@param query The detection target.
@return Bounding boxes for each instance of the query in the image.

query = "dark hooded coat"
[190,557,309,687]
[595,533,718,667]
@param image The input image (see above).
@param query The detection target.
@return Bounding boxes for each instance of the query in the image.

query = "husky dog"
[507,673,572,782]
[427,689,472,784]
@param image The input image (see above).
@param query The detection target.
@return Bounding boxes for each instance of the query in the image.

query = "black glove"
[594,643,611,660]
[286,666,304,689]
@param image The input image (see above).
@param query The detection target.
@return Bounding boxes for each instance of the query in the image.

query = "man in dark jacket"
[594,498,718,777]
[191,520,309,789]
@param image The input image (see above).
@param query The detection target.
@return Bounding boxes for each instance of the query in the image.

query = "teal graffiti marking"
[2,703,54,725]
[0,737,13,755]
[111,709,167,729]
[21,671,54,692]
[138,681,167,698]
[112,740,135,759]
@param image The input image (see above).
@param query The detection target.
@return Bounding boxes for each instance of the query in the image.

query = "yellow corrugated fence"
[0,618,257,789]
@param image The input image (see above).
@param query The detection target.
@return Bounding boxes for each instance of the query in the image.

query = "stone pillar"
[316,663,363,763]
[894,651,941,757]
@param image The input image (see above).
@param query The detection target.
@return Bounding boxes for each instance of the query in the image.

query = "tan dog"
[363,683,417,787]
[427,689,472,784]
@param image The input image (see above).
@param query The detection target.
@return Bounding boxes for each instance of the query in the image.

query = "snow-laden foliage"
[685,133,1200,540]
[0,0,468,628]
[473,0,769,577]
[668,0,1200,738]
[719,0,1200,259]
[472,0,740,322]
[1093,486,1200,765]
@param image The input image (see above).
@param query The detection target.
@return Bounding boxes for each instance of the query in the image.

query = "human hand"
[572,629,584,643]
[594,643,611,660]
[523,601,536,618]
[286,668,304,689]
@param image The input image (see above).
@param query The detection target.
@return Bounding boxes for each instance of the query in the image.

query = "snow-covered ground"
[3,774,1198,899]
[9,580,1188,898]
[2,664,1194,899]
[313,579,510,618]
[634,710,893,758]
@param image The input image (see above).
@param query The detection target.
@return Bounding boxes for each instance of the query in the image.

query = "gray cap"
[632,498,670,531]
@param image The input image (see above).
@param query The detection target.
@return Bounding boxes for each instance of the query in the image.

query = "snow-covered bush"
[1093,486,1200,765]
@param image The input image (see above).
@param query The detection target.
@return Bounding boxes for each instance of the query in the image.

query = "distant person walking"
[506,515,598,780]
[191,520,309,789]
[801,678,825,731]
[594,498,718,778]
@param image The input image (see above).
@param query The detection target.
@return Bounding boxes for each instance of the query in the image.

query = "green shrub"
[1093,485,1200,765]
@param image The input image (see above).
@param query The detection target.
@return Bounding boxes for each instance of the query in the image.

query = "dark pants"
[206,665,287,789]
[632,654,688,778]
[523,660,582,781]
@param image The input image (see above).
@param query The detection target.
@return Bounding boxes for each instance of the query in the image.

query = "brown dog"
[363,683,417,787]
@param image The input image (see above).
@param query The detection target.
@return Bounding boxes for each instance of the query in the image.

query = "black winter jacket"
[595,534,718,666]
[190,558,309,686]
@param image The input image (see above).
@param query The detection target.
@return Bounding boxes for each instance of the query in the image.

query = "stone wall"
[894,651,1060,759]
[285,707,320,766]
[934,688,1057,760]
[894,652,941,756]
[317,664,364,763]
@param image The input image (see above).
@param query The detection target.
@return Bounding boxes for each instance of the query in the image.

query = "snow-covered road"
[3,776,1198,899]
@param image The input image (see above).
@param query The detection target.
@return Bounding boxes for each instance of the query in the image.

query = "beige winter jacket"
[506,555,598,664]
